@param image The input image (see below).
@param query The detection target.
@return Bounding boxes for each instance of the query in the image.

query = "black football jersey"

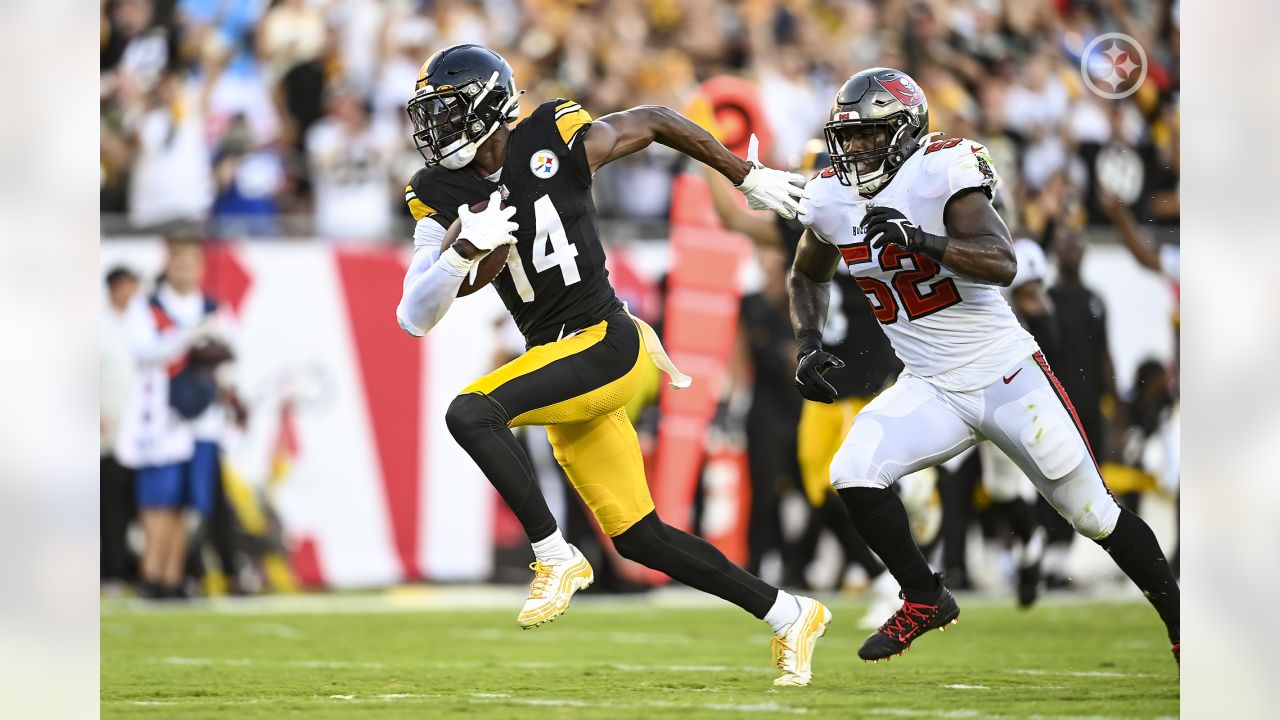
[405,99,622,347]
[778,215,902,398]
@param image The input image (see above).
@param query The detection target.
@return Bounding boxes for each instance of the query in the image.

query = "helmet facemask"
[824,113,921,196]
[407,71,519,169]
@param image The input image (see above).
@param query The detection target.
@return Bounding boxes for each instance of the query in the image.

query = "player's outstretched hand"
[736,133,808,220]
[795,348,845,404]
[864,205,921,250]
[457,190,519,254]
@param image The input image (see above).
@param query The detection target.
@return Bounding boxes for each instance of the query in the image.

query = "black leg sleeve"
[446,393,557,543]
[838,487,938,599]
[940,453,979,577]
[1096,507,1180,642]
[612,512,779,619]
[821,492,885,578]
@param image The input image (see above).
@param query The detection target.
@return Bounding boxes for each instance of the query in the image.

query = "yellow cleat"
[770,596,832,687]
[516,545,594,629]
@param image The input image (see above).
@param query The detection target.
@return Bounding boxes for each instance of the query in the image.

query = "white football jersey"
[801,135,1038,392]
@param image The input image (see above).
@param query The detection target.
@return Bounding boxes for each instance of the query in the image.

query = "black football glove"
[864,205,948,261]
[864,205,920,250]
[795,349,846,404]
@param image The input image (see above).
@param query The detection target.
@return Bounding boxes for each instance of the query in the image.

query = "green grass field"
[102,593,1178,719]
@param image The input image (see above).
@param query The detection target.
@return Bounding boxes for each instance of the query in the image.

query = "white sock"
[531,529,573,563]
[763,590,803,634]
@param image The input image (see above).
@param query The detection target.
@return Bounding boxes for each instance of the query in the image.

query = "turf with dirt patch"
[101,596,1178,718]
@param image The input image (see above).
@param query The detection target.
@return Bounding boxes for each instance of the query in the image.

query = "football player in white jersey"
[788,68,1180,665]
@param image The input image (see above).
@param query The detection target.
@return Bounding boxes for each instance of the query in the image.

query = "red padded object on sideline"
[698,75,773,162]
[648,190,752,556]
[668,173,724,230]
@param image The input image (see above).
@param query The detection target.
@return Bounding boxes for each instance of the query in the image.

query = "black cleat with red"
[1172,642,1179,666]
[858,574,960,661]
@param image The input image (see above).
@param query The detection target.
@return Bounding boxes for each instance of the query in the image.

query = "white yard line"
[611,663,773,674]
[146,655,770,675]
[450,627,694,645]
[462,696,811,714]
[865,710,1171,720]
[151,656,384,669]
[245,622,303,639]
[1009,668,1157,679]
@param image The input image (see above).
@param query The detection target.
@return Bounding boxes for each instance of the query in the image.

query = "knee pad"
[609,511,664,562]
[444,393,506,442]
[993,388,1084,482]
[1068,498,1121,541]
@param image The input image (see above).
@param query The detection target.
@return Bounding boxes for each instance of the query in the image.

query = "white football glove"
[456,190,519,254]
[734,133,808,220]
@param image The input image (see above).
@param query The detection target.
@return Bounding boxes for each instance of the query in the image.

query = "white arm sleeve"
[396,219,472,337]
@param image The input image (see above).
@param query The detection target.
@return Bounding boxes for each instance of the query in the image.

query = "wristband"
[439,246,477,278]
[796,329,823,359]
[911,229,949,263]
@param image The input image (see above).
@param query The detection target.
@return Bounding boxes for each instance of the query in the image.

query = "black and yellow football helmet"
[406,44,521,169]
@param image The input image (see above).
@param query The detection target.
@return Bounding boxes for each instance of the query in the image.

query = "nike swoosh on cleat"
[1002,368,1022,384]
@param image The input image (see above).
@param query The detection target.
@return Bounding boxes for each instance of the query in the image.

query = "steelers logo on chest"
[529,149,559,179]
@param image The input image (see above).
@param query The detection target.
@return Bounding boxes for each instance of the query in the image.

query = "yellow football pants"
[461,312,656,536]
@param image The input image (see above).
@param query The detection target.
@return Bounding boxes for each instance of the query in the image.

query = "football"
[440,198,511,297]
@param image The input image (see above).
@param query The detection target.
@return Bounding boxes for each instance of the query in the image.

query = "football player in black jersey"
[394,44,829,686]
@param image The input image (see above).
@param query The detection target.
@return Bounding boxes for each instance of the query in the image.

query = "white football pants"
[830,352,1120,540]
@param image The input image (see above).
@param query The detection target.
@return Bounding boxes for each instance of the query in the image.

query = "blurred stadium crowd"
[101,0,1179,605]
[101,0,1178,237]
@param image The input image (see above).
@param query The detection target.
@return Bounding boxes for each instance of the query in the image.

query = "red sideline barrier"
[634,172,751,584]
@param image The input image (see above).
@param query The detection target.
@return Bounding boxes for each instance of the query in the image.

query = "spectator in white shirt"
[124,68,217,231]
[306,88,398,241]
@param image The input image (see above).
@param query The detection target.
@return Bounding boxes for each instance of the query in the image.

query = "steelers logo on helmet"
[530,149,559,179]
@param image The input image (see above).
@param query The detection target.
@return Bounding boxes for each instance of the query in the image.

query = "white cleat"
[771,596,832,687]
[516,545,594,629]
[859,571,901,629]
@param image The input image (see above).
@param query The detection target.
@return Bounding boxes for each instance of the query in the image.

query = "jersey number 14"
[508,194,580,302]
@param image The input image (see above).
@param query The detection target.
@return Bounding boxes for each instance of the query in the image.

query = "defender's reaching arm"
[583,107,806,219]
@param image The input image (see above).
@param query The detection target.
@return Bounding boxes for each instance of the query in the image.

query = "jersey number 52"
[845,241,961,323]
[508,195,580,302]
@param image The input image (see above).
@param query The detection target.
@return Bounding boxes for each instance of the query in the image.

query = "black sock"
[612,512,778,618]
[1097,507,1180,642]
[822,494,886,578]
[838,487,938,600]
[446,393,557,543]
